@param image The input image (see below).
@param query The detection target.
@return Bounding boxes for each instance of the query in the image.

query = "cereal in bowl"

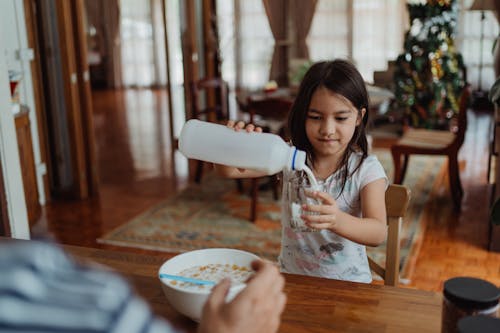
[172,263,253,291]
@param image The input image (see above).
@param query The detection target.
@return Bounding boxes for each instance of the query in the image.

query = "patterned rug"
[98,149,445,283]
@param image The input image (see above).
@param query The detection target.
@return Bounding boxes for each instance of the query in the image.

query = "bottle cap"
[443,277,500,310]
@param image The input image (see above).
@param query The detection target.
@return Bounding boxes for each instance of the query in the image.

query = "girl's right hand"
[227,120,263,133]
[226,120,263,172]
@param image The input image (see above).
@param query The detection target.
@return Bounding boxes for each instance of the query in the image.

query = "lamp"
[469,0,497,109]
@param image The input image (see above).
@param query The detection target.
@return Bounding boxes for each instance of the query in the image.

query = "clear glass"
[287,176,323,232]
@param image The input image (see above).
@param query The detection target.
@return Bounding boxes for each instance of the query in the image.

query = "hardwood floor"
[33,88,500,292]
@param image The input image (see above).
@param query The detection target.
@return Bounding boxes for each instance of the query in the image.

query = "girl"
[217,60,387,283]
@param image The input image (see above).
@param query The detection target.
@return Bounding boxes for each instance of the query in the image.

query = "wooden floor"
[33,88,500,292]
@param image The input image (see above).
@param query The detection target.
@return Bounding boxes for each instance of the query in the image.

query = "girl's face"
[305,87,365,159]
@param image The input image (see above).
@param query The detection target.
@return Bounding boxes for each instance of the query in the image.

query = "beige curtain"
[85,0,122,88]
[493,0,500,77]
[292,0,317,59]
[262,0,288,86]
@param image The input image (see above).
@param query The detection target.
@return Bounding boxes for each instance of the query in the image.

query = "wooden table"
[2,239,442,332]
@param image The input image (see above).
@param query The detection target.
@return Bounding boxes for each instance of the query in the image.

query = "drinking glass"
[288,176,322,232]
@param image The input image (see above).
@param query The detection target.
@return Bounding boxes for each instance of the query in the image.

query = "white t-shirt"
[279,153,388,283]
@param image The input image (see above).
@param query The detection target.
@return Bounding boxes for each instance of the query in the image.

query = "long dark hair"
[287,59,370,196]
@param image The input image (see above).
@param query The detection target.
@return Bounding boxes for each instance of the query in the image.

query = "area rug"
[98,149,445,283]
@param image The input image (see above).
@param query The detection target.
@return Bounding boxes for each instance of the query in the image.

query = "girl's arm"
[302,178,387,247]
[213,120,270,179]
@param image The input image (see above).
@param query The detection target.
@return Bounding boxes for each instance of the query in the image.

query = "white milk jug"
[178,119,307,174]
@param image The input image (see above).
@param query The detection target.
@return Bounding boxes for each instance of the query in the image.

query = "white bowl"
[158,248,260,322]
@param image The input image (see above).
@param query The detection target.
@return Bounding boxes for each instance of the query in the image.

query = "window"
[216,0,274,90]
[216,0,492,90]
[352,0,407,82]
[307,1,350,62]
[120,0,156,86]
[165,0,185,138]
[308,0,406,82]
[457,0,499,91]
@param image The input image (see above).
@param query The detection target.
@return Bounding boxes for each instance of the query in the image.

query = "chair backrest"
[189,77,229,122]
[246,97,293,140]
[454,85,471,149]
[246,97,293,122]
[368,184,411,286]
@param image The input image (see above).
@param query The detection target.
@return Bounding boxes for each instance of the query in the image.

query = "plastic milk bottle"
[179,119,315,179]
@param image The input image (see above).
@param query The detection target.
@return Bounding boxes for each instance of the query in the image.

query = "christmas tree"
[394,0,467,129]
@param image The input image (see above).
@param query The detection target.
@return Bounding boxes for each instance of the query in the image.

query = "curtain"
[292,0,317,59]
[262,0,288,85]
[493,1,500,77]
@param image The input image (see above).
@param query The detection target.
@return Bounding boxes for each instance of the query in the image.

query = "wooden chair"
[245,96,293,221]
[188,78,245,191]
[190,77,229,124]
[246,96,293,139]
[368,184,411,287]
[188,78,230,183]
[391,86,470,210]
[188,78,274,222]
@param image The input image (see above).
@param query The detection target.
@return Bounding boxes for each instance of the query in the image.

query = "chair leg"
[391,150,400,184]
[272,175,279,200]
[391,149,406,184]
[448,155,463,211]
[385,218,402,287]
[400,155,409,184]
[194,161,204,183]
[236,179,244,193]
[250,178,258,222]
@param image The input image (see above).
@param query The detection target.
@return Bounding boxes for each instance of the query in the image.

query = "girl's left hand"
[301,190,340,230]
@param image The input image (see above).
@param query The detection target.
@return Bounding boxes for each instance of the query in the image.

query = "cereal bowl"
[158,248,260,322]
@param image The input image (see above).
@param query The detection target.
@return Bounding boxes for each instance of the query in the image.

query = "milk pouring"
[179,119,321,232]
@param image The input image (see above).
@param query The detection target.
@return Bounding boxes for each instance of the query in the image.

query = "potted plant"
[489,76,500,107]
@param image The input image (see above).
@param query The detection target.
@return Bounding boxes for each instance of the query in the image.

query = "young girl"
[217,60,387,283]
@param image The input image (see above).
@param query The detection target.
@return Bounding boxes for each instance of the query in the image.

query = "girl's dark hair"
[287,59,370,196]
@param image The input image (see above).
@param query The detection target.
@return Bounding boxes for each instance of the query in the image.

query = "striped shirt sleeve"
[0,240,179,333]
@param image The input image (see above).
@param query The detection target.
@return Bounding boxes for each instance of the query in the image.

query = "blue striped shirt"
[0,240,178,333]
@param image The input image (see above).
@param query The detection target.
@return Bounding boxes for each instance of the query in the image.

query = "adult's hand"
[197,260,286,333]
